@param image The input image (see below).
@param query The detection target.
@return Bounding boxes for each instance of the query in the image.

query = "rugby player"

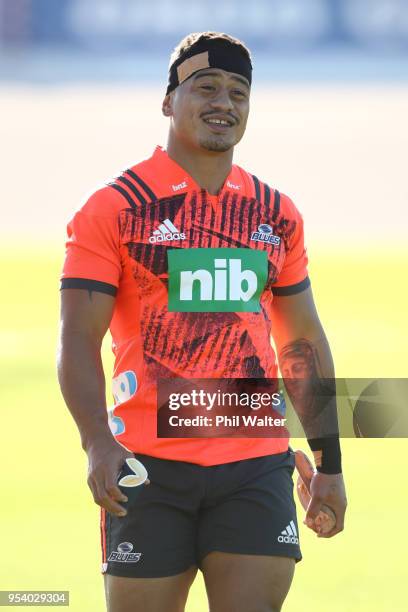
[57,31,347,612]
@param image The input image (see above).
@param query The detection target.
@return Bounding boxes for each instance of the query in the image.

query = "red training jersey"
[61,145,310,465]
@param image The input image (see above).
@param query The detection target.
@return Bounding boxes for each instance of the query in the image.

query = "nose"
[209,87,234,111]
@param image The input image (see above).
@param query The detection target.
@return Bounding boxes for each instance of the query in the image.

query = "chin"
[199,138,234,153]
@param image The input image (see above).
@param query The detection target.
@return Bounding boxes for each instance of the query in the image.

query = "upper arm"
[270,286,324,344]
[60,190,122,288]
[59,289,115,346]
[269,191,323,341]
[59,188,122,345]
[271,193,309,296]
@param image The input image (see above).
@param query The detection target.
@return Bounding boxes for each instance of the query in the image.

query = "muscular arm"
[57,288,115,450]
[57,288,134,516]
[270,286,339,442]
[270,285,347,536]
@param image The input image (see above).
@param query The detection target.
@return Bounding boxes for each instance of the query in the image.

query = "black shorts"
[100,448,302,578]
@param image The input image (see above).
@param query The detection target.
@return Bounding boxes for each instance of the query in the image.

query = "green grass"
[1,246,407,611]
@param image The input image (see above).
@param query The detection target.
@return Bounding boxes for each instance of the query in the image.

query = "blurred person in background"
[58,31,347,612]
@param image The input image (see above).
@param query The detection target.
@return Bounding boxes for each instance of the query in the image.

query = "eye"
[232,89,247,98]
[200,85,216,91]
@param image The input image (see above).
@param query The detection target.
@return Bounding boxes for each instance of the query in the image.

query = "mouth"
[202,115,236,132]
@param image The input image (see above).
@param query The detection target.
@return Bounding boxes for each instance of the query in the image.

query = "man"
[58,32,347,612]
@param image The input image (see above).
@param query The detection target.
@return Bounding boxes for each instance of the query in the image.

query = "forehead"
[282,353,307,363]
[190,68,250,89]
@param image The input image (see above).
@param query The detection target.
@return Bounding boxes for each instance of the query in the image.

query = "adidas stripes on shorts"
[100,448,302,578]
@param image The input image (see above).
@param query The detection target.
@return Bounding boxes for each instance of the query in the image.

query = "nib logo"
[167,248,268,313]
[149,219,186,243]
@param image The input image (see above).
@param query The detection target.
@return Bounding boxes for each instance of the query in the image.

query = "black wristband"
[307,436,342,474]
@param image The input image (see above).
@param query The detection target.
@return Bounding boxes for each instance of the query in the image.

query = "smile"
[202,116,235,128]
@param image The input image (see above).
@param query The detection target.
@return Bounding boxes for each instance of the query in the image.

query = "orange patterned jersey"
[61,146,310,465]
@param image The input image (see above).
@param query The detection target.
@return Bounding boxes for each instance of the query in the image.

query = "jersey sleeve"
[272,194,310,296]
[60,188,122,296]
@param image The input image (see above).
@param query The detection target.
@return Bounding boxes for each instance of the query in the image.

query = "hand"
[305,471,347,538]
[85,435,148,517]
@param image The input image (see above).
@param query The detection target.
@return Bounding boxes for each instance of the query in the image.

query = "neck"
[166,132,233,196]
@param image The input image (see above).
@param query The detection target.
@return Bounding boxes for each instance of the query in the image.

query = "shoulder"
[74,154,156,218]
[75,184,125,218]
[278,191,303,222]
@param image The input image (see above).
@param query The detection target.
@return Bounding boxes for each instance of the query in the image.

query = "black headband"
[166,37,252,95]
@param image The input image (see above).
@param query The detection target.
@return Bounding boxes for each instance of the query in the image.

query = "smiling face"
[163,68,250,153]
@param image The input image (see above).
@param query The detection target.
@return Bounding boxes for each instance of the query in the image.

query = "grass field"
[1,83,407,610]
[1,248,407,611]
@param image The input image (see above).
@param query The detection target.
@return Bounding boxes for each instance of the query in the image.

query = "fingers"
[105,477,129,504]
[305,493,323,526]
[294,451,320,533]
[88,475,128,517]
[304,493,322,533]
[317,521,344,538]
[296,476,311,512]
[294,449,314,491]
[317,506,345,538]
[295,461,347,539]
[318,488,347,538]
[87,466,129,518]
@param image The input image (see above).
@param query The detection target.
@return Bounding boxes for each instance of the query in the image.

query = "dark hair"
[169,31,252,69]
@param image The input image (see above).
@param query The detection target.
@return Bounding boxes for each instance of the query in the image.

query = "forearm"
[279,332,337,427]
[57,330,114,451]
[274,326,341,472]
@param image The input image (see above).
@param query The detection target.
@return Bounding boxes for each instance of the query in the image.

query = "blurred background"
[1,0,408,244]
[1,1,407,611]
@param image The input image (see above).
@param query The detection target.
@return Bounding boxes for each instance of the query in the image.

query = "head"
[162,32,252,153]
[280,340,316,380]
[280,340,317,402]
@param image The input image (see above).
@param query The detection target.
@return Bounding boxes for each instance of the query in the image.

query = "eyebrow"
[193,70,250,90]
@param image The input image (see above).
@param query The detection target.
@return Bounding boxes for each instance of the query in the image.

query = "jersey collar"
[151,145,243,199]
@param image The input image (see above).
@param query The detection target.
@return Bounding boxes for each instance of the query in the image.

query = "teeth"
[205,118,231,126]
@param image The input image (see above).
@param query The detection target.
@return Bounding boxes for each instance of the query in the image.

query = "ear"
[162,94,173,117]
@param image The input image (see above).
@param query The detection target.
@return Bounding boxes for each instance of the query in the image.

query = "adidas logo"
[278,521,299,545]
[149,219,186,244]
